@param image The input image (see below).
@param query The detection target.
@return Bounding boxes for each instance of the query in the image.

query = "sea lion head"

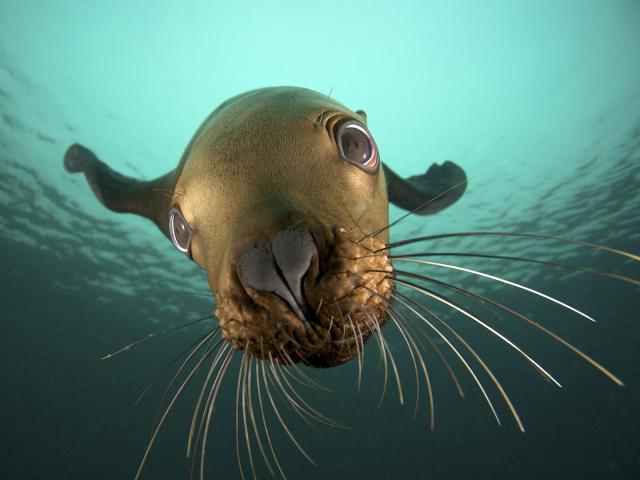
[169,87,394,367]
[63,86,633,479]
[65,86,468,368]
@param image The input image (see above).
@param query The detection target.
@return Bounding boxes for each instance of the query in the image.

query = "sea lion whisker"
[347,314,364,392]
[186,291,217,299]
[187,345,230,475]
[395,291,526,432]
[262,358,317,466]
[353,317,368,390]
[241,354,258,480]
[356,308,382,371]
[291,345,313,365]
[405,317,466,399]
[354,205,372,235]
[151,331,220,431]
[199,348,234,480]
[314,109,342,129]
[271,338,307,386]
[277,357,315,390]
[386,251,640,288]
[315,110,328,127]
[101,314,217,360]
[392,259,595,323]
[235,352,248,480]
[269,362,319,431]
[306,316,335,356]
[357,306,390,408]
[314,86,335,126]
[379,331,405,406]
[367,287,502,426]
[187,345,229,474]
[247,357,266,477]
[334,321,349,364]
[187,341,232,457]
[269,358,348,430]
[379,231,640,262]
[151,190,178,201]
[149,187,186,202]
[360,161,507,244]
[263,340,315,428]
[275,339,328,392]
[389,274,563,388]
[247,358,273,477]
[151,187,184,197]
[136,331,213,406]
[392,292,502,425]
[327,85,334,99]
[401,270,625,386]
[133,336,220,480]
[389,307,436,430]
[257,361,288,480]
[333,303,351,364]
[276,365,349,430]
[386,308,422,419]
[268,357,316,430]
[359,172,471,243]
[356,248,640,289]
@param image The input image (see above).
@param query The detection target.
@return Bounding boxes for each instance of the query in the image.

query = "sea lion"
[64,86,467,368]
[64,87,636,480]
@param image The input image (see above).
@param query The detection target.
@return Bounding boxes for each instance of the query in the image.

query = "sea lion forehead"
[188,87,361,157]
[214,86,355,122]
[172,86,383,260]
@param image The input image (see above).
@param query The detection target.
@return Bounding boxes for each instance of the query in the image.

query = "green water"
[1,1,639,479]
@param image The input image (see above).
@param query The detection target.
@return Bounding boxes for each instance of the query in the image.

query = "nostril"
[237,242,280,293]
[271,228,317,302]
[237,228,318,329]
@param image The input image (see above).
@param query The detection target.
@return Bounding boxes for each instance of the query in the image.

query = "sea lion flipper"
[382,160,467,215]
[64,143,176,237]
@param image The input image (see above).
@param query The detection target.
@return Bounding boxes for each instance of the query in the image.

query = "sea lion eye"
[168,207,192,254]
[336,120,378,172]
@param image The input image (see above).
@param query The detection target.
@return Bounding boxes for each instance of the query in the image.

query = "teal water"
[1,1,639,479]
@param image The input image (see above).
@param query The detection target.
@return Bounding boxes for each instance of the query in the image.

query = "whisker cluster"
[358,229,636,434]
[118,227,636,479]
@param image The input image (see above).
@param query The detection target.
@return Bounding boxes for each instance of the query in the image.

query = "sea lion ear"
[355,109,368,124]
[382,160,467,215]
[64,144,177,238]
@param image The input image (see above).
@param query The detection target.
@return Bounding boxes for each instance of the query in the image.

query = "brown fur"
[65,87,467,368]
[173,88,392,367]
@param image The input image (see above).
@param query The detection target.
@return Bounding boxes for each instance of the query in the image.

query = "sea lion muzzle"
[215,220,396,368]
[236,227,318,330]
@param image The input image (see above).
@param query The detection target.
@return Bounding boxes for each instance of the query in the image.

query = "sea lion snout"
[237,227,319,330]
[216,222,394,367]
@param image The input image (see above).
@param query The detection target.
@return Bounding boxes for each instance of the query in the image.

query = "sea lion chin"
[63,86,467,369]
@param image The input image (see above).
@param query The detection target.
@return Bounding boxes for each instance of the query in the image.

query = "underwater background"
[1,0,639,479]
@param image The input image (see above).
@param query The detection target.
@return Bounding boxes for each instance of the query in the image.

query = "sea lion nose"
[237,228,317,329]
